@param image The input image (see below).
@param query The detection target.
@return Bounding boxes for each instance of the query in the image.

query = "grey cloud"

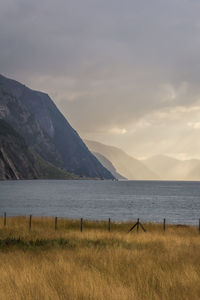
[1,0,200,158]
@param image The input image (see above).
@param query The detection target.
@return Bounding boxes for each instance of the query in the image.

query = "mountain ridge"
[85,140,159,180]
[93,151,126,180]
[0,74,114,179]
[143,154,200,180]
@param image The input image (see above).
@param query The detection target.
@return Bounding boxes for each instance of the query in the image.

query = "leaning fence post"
[29,215,32,231]
[55,217,58,230]
[108,218,111,232]
[80,218,83,232]
[137,218,139,233]
[4,212,6,227]
[163,218,166,232]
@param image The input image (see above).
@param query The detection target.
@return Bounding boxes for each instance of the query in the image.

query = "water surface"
[0,180,200,225]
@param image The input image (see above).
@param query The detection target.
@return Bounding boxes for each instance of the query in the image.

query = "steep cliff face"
[0,84,64,169]
[0,119,76,180]
[0,74,114,179]
[0,119,37,179]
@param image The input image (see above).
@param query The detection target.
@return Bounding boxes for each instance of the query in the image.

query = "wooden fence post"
[199,219,200,234]
[55,217,58,230]
[108,218,111,232]
[4,212,6,227]
[137,218,139,233]
[129,220,146,233]
[29,215,32,231]
[80,218,83,232]
[163,218,166,232]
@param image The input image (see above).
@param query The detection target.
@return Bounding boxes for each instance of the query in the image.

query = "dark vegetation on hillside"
[0,119,77,180]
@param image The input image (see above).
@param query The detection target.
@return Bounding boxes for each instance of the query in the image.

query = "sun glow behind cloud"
[109,128,127,135]
[188,122,200,129]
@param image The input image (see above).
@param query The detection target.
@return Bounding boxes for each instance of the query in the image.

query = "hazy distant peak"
[85,140,126,153]
[144,154,180,163]
[93,152,126,180]
[85,140,159,180]
[144,154,200,181]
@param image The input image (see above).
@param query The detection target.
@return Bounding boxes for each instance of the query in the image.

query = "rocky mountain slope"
[93,152,126,180]
[0,119,75,180]
[85,140,158,180]
[0,74,114,179]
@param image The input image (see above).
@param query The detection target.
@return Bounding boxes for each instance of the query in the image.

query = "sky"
[1,0,200,160]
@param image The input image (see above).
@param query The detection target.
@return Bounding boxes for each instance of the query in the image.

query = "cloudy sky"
[1,0,200,159]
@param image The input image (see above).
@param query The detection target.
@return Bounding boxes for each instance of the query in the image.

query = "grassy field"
[0,217,200,300]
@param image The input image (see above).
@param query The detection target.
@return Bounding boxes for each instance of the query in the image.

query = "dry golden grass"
[0,217,199,300]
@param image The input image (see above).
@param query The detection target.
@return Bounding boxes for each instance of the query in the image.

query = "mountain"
[0,74,114,179]
[0,119,75,180]
[143,155,200,180]
[85,140,158,180]
[93,152,126,180]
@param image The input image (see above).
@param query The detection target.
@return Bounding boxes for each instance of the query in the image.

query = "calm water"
[0,180,200,225]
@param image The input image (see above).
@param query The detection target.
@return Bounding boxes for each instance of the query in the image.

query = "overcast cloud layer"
[1,0,200,159]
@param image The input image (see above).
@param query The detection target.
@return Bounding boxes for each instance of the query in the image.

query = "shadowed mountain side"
[93,152,126,180]
[85,140,158,180]
[0,74,114,179]
[0,120,76,180]
[0,83,64,169]
[143,155,200,180]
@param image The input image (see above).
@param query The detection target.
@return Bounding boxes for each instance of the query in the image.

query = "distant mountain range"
[86,141,200,181]
[143,155,200,181]
[2,74,200,181]
[0,74,114,180]
[85,140,158,180]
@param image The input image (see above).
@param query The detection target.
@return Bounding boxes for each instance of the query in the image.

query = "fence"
[1,212,200,234]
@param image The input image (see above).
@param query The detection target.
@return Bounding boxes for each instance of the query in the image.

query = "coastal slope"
[93,152,126,179]
[0,119,75,180]
[85,140,158,180]
[0,74,114,179]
